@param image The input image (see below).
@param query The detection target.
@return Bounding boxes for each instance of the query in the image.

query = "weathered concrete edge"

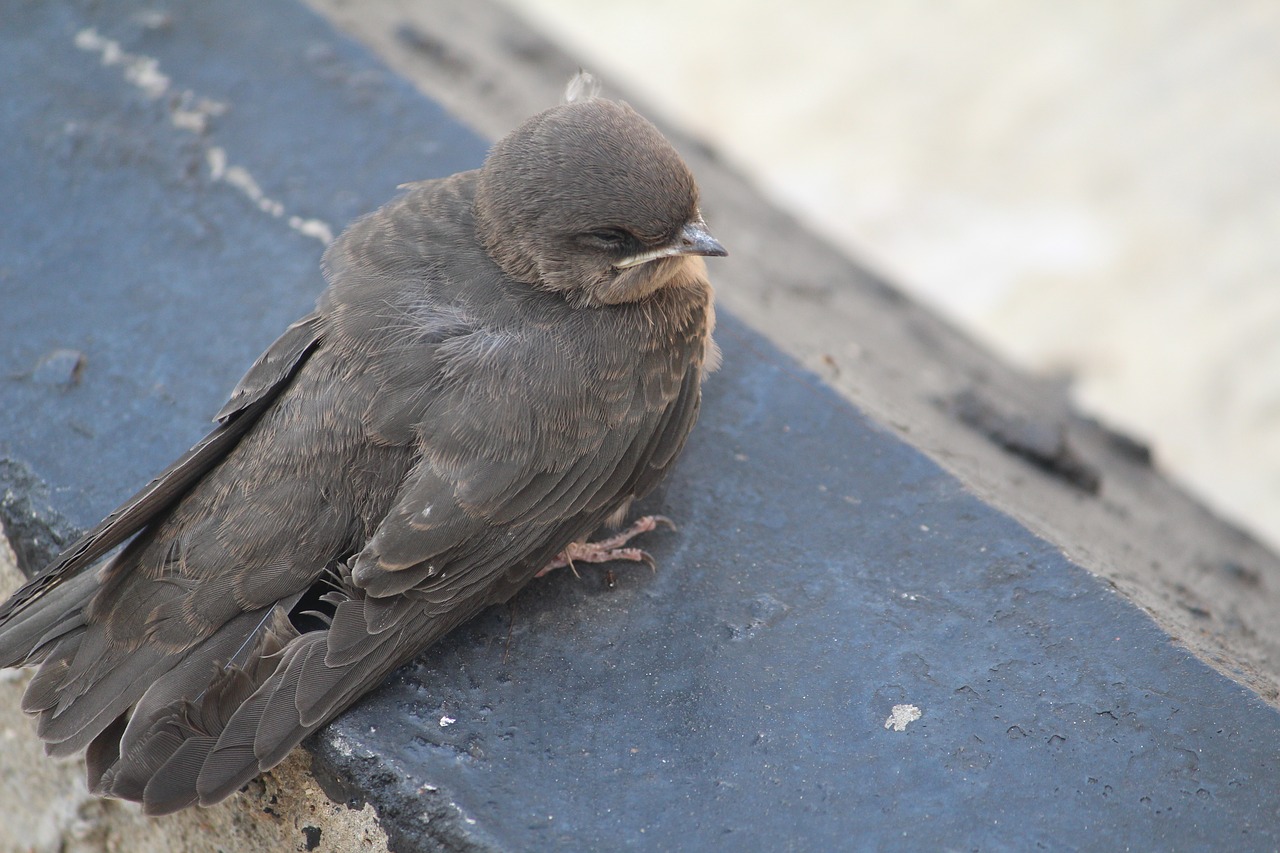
[303,0,1280,704]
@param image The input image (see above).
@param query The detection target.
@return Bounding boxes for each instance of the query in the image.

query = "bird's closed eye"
[581,227,637,252]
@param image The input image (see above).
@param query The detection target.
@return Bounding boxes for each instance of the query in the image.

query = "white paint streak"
[224,162,286,218]
[290,216,336,245]
[75,28,170,98]
[171,92,229,134]
[884,704,922,732]
[206,146,227,181]
[74,28,333,246]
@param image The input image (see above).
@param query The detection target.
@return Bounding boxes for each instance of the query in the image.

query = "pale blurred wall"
[506,0,1280,552]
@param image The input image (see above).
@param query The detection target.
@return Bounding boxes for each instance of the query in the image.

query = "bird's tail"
[4,552,471,815]
[85,570,463,815]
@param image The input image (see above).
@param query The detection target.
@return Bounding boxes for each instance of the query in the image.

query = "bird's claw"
[537,514,672,577]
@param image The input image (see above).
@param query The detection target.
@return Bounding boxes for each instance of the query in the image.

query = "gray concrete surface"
[312,309,1280,851]
[3,0,1280,851]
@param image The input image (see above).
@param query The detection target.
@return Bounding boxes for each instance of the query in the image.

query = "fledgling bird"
[0,77,725,815]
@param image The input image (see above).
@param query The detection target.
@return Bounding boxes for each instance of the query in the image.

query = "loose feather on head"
[564,69,602,104]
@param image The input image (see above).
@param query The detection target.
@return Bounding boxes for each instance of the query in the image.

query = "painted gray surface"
[1,1,1276,850]
[0,0,482,568]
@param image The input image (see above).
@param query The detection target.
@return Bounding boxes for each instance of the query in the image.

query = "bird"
[0,76,726,815]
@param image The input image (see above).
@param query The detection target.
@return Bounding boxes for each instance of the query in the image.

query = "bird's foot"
[537,515,676,578]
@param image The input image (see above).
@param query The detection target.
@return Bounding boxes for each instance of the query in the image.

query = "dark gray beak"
[676,217,728,258]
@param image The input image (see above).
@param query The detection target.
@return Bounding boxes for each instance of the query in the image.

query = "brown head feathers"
[474,79,725,307]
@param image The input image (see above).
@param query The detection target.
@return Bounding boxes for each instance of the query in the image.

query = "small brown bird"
[0,78,725,814]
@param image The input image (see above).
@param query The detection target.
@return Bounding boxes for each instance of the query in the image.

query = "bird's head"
[474,96,726,307]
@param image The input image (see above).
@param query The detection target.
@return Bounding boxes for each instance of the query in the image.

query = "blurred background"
[505,0,1280,553]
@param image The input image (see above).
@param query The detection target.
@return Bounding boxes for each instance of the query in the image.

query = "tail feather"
[75,588,440,814]
[118,605,299,752]
[38,644,172,756]
[95,605,299,802]
[196,635,401,806]
[6,540,485,815]
[143,736,217,813]
[84,711,129,792]
[103,663,261,810]
[0,568,99,668]
[21,635,81,713]
[201,631,398,798]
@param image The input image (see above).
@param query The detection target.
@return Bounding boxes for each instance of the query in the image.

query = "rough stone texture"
[2,0,1280,851]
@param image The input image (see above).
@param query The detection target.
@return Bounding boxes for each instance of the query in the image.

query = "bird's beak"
[674,217,728,259]
[614,216,728,269]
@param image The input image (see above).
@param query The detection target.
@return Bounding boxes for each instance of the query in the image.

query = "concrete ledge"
[312,0,1280,709]
[3,1,1279,850]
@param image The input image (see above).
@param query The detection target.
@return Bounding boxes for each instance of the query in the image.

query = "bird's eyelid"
[590,226,630,240]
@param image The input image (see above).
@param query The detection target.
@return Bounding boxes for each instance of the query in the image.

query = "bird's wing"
[0,311,323,632]
[214,310,325,422]
[347,312,701,599]
[147,323,707,812]
[92,311,703,813]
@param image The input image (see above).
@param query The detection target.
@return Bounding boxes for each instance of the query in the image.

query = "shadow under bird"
[0,80,726,815]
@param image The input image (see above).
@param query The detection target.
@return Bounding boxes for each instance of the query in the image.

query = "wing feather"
[0,312,323,626]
